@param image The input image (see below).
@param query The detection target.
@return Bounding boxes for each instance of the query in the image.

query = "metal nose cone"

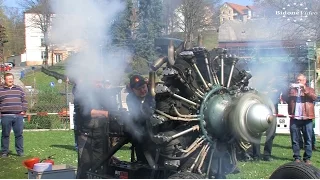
[246,103,274,134]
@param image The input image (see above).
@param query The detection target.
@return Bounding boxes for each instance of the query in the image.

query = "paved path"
[10,66,27,88]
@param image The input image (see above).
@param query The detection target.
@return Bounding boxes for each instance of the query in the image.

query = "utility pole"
[0,25,8,84]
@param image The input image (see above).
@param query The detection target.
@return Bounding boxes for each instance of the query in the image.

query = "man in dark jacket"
[73,81,110,178]
[286,74,317,165]
[125,74,154,162]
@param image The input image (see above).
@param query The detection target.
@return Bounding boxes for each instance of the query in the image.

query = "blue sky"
[3,0,20,8]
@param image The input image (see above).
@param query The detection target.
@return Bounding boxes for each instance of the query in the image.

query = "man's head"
[4,73,14,87]
[296,74,307,86]
[130,75,148,98]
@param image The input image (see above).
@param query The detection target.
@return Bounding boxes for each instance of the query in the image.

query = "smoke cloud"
[49,0,140,136]
[225,16,316,104]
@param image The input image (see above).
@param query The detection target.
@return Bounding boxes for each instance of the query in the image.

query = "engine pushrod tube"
[211,56,221,86]
[192,63,210,90]
[227,62,236,88]
[197,89,205,96]
[190,144,207,171]
[206,145,215,179]
[160,139,205,160]
[198,144,210,174]
[220,57,224,86]
[172,94,198,107]
[179,136,204,153]
[199,86,224,144]
[212,70,220,85]
[155,109,199,121]
[173,106,199,118]
[195,91,204,99]
[205,57,214,85]
[171,125,200,140]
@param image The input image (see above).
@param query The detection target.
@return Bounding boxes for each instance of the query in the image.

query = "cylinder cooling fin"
[147,41,277,177]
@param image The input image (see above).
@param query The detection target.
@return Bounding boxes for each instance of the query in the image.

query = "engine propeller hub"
[246,103,273,134]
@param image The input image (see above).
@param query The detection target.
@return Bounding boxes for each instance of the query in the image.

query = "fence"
[22,67,74,130]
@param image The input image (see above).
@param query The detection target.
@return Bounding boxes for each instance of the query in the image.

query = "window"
[55,53,62,63]
[41,51,46,60]
[41,38,45,47]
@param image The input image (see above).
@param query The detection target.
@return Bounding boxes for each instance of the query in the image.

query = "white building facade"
[24,12,78,66]
[24,12,47,66]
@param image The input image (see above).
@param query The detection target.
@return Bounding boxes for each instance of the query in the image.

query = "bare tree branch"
[19,0,53,66]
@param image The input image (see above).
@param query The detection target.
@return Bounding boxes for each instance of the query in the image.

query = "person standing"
[0,73,28,158]
[249,78,278,161]
[126,75,154,162]
[73,80,111,178]
[286,74,316,165]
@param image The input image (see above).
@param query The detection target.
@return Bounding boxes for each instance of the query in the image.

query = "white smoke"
[49,0,133,119]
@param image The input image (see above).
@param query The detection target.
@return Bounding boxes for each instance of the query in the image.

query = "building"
[23,11,78,66]
[220,2,258,24]
[218,18,317,82]
[6,54,26,67]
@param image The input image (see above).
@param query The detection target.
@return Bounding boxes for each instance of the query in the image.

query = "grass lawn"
[0,131,319,179]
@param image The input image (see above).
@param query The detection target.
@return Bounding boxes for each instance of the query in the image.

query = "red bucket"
[22,157,40,170]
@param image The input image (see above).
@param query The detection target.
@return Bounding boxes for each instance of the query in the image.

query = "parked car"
[0,64,11,71]
[4,62,14,68]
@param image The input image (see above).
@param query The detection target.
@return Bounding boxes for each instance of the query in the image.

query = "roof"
[218,18,316,42]
[246,5,255,10]
[225,2,249,15]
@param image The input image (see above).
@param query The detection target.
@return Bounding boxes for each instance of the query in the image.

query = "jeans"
[1,115,24,155]
[299,128,316,148]
[290,119,313,161]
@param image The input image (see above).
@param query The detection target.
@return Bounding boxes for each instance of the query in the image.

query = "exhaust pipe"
[151,56,167,71]
[168,40,175,66]
[149,71,156,97]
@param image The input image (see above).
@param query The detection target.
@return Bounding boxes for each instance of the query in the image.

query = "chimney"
[243,14,248,22]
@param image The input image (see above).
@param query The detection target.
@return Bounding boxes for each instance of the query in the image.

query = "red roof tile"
[225,2,250,15]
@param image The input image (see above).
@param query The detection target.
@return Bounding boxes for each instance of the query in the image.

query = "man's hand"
[20,111,26,115]
[301,84,306,92]
[104,111,109,118]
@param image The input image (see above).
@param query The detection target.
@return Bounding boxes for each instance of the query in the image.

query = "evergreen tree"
[134,0,163,62]
[111,0,134,48]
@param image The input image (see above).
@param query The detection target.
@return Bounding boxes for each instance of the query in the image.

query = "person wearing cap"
[126,74,154,162]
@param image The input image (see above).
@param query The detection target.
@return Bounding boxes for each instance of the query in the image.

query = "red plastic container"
[23,157,40,169]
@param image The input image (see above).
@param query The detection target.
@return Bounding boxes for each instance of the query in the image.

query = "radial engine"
[143,39,276,178]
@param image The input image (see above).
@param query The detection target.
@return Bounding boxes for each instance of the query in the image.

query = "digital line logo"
[275,2,317,22]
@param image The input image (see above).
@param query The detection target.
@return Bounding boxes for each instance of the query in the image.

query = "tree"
[134,0,163,62]
[111,0,134,48]
[19,0,52,66]
[253,0,320,41]
[3,8,25,58]
[174,0,220,42]
[162,0,181,35]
